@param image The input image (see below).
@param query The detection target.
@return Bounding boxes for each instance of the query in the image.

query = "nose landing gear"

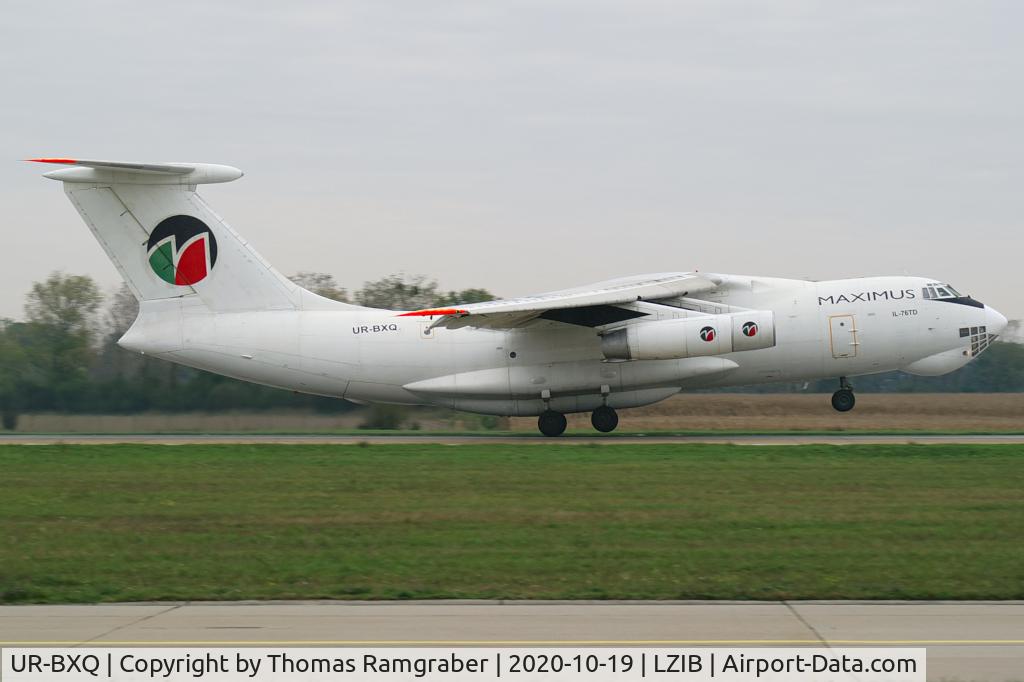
[831,376,856,412]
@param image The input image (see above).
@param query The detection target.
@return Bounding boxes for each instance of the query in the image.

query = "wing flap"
[406,273,719,329]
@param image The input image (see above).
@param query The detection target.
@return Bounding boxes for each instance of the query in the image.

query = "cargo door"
[829,314,858,358]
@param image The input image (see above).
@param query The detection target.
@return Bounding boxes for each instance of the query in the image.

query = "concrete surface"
[1,601,1022,681]
[1,434,1024,445]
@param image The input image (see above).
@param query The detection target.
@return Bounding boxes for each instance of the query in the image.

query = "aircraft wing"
[398,272,719,329]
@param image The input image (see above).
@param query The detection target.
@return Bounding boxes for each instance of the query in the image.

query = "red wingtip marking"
[27,158,78,164]
[397,308,468,317]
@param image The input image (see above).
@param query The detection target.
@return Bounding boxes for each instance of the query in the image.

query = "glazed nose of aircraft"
[986,305,1008,337]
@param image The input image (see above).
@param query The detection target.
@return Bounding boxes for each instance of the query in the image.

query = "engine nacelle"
[601,311,776,361]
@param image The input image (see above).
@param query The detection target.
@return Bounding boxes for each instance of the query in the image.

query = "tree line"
[0,271,1021,428]
[0,272,495,428]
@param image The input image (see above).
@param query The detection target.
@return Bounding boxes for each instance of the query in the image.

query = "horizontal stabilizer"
[29,158,242,185]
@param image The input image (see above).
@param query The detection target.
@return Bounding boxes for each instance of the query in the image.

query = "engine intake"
[601,311,776,361]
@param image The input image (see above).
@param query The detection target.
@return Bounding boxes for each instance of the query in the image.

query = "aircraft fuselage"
[121,273,1006,417]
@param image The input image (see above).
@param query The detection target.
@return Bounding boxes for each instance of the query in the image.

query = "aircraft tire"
[831,389,856,412]
[538,410,568,437]
[591,405,619,433]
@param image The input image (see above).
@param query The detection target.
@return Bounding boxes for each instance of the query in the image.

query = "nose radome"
[986,306,1008,337]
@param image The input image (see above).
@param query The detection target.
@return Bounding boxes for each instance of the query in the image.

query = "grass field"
[1,443,1023,603]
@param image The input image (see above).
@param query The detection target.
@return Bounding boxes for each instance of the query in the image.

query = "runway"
[1,433,1023,445]
[1,601,1022,680]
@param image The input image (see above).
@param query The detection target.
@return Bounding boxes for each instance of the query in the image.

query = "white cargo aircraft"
[32,158,1008,435]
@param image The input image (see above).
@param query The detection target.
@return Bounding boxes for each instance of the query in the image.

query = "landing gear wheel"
[538,410,568,437]
[831,389,856,412]
[591,405,619,433]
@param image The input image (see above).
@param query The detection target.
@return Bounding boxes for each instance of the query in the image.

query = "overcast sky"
[2,1,1021,319]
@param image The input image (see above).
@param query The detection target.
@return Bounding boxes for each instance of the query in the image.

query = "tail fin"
[32,158,309,312]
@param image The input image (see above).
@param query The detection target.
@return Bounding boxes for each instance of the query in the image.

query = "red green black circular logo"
[742,321,758,337]
[147,215,218,285]
[699,326,716,342]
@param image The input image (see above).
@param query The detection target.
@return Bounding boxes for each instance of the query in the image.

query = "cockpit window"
[923,283,962,300]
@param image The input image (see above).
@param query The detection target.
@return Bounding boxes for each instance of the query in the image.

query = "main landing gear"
[591,405,619,433]
[831,376,856,412]
[536,405,621,436]
[538,410,568,437]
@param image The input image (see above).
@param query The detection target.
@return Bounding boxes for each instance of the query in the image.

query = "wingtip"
[26,158,77,164]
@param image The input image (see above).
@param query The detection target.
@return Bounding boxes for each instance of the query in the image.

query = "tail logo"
[147,215,218,285]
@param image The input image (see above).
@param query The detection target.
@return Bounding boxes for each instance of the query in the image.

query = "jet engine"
[601,311,776,361]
